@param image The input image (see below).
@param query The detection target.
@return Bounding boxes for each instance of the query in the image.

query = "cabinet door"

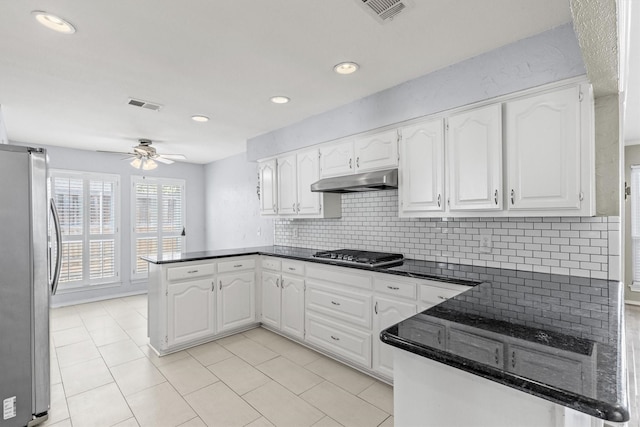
[448,327,503,368]
[448,104,502,211]
[354,130,398,173]
[277,154,297,215]
[280,275,305,340]
[258,160,278,215]
[373,296,417,379]
[217,272,256,334]
[261,271,281,329]
[319,141,354,178]
[505,86,581,210]
[296,148,321,216]
[167,279,215,347]
[399,119,445,214]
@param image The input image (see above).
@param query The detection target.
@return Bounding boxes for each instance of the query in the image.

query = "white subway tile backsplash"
[273,190,619,279]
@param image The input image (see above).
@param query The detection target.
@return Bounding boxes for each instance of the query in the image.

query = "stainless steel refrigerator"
[0,144,61,427]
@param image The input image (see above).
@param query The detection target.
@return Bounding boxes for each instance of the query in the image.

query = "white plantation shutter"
[132,177,185,279]
[631,167,640,287]
[50,171,120,289]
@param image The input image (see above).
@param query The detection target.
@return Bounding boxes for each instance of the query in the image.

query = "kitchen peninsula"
[143,245,628,425]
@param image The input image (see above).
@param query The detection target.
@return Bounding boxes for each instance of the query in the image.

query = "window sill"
[54,281,123,294]
[630,282,640,292]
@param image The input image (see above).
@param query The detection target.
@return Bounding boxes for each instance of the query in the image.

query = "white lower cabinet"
[217,271,256,334]
[306,312,372,368]
[260,271,281,330]
[280,275,305,339]
[372,295,417,379]
[167,278,215,348]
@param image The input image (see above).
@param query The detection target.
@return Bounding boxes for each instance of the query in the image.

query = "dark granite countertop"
[142,245,628,421]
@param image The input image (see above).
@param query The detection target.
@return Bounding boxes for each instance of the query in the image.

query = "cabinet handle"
[494,190,498,205]
[219,280,222,291]
[292,203,296,211]
[437,330,442,345]
[187,269,199,274]
[349,158,352,169]
[374,301,378,314]
[233,264,243,268]
[272,203,276,211]
[510,189,515,205]
[356,156,360,168]
[437,296,448,300]
[211,281,214,292]
[437,194,441,207]
[330,300,340,306]
[387,285,400,290]
[330,335,340,341]
[276,278,279,288]
[296,202,300,212]
[495,348,500,365]
[511,351,516,368]
[288,267,296,271]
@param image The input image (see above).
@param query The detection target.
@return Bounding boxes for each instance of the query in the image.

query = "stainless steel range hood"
[310,168,398,193]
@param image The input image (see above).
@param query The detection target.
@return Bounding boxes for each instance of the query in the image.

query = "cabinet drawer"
[167,263,215,281]
[306,264,372,290]
[281,260,304,275]
[306,282,371,329]
[419,282,471,307]
[262,258,281,271]
[218,258,256,273]
[306,313,371,368]
[374,277,416,299]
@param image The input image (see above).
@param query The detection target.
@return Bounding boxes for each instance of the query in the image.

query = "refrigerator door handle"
[50,198,62,295]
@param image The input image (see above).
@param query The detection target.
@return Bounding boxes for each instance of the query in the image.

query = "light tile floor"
[45,295,394,427]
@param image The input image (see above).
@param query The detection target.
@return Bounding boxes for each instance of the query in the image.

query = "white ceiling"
[0,1,574,164]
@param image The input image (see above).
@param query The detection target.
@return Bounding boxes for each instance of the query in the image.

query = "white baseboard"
[50,289,148,308]
[625,299,640,307]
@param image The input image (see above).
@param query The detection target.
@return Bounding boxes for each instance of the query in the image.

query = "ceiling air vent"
[127,98,163,111]
[357,0,410,24]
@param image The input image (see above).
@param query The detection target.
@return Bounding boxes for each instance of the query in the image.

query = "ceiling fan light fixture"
[142,158,158,171]
[270,96,290,104]
[32,11,76,34]
[191,115,209,122]
[130,157,142,169]
[333,62,359,75]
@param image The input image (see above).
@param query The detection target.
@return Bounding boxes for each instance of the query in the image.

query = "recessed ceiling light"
[191,115,209,122]
[270,96,290,104]
[31,11,76,34]
[333,62,359,75]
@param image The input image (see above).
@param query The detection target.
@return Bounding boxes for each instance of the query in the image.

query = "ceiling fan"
[99,139,186,170]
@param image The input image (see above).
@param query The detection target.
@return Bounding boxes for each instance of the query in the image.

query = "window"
[132,176,185,279]
[50,170,120,289]
[631,166,640,289]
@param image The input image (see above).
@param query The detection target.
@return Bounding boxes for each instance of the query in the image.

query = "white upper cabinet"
[505,85,593,215]
[319,141,354,178]
[447,104,503,211]
[258,159,277,215]
[320,130,399,178]
[296,148,322,216]
[353,130,399,173]
[399,118,445,216]
[277,154,297,216]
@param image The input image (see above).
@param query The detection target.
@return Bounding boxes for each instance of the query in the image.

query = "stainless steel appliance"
[312,249,403,267]
[0,145,61,427]
[310,168,398,193]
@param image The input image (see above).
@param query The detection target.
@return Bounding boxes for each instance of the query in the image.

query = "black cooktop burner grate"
[312,249,404,267]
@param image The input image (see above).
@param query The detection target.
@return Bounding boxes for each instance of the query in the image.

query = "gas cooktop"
[312,249,404,268]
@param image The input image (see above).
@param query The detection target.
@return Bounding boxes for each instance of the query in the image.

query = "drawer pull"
[437,296,448,300]
[330,301,341,306]
[387,285,400,290]
[233,264,243,268]
[288,267,296,271]
[330,335,340,341]
[187,270,199,274]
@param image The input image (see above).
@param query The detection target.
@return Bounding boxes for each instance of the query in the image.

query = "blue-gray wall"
[246,23,585,161]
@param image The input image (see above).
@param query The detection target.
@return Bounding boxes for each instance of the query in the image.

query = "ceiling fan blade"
[97,150,135,155]
[160,154,187,160]
[155,157,174,164]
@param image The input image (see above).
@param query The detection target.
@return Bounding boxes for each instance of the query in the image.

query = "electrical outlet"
[479,235,492,253]
[293,227,299,238]
[257,227,261,236]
